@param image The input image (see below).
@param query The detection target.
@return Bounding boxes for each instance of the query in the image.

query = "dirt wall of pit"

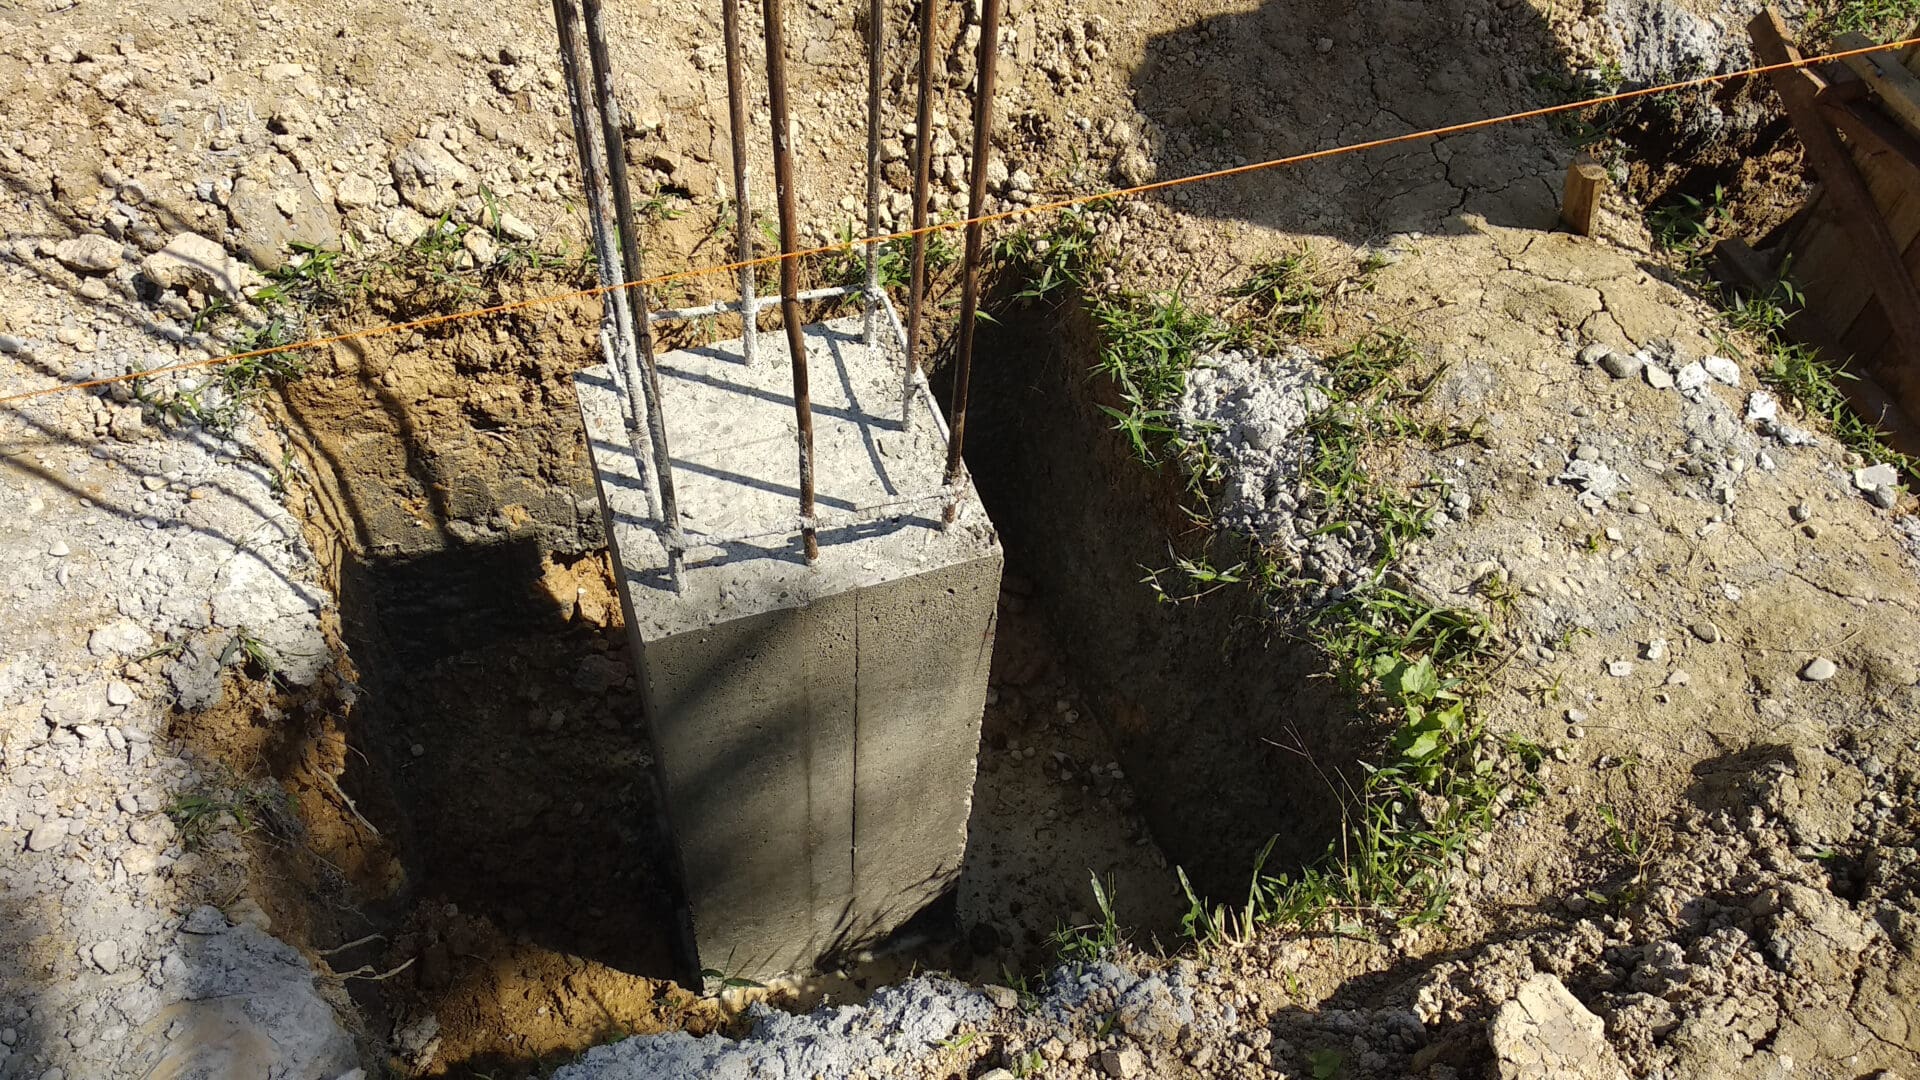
[959,292,1377,899]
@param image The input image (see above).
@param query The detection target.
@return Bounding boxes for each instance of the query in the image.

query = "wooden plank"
[1560,159,1607,236]
[1754,7,1920,430]
[1820,144,1920,334]
[1837,31,1920,139]
[1819,90,1920,176]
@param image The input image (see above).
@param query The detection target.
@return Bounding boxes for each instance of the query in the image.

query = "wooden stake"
[1560,158,1607,236]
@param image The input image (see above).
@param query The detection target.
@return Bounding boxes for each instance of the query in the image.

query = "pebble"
[1691,621,1721,644]
[1854,463,1899,491]
[1607,660,1634,677]
[1565,708,1589,723]
[1790,502,1811,522]
[1667,670,1691,686]
[1629,501,1651,515]
[1600,351,1642,379]
[106,681,134,706]
[1644,637,1667,661]
[47,540,70,557]
[1577,343,1612,366]
[1701,355,1741,385]
[1673,362,1708,392]
[1870,485,1898,510]
[1098,1048,1144,1078]
[26,818,70,852]
[1801,657,1838,681]
[91,939,120,975]
[1644,364,1675,390]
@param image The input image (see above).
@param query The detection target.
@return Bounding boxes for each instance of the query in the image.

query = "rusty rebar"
[582,0,685,579]
[861,0,885,350]
[943,0,1001,522]
[762,0,819,562]
[722,0,759,366]
[553,0,657,520]
[902,0,937,426]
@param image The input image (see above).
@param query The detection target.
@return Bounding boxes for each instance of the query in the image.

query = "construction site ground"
[3,0,1920,1077]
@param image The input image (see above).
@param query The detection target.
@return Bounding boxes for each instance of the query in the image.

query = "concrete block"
[577,317,1000,980]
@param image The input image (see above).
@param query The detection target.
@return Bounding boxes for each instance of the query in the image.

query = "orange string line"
[3,34,1911,409]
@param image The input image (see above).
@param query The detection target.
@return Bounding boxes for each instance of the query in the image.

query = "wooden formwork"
[1722,11,1920,454]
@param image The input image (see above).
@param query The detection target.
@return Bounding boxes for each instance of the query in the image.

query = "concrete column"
[577,316,1000,981]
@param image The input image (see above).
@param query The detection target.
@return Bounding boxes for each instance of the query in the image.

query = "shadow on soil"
[1125,0,1578,241]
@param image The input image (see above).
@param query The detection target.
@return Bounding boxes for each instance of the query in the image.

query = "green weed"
[1050,871,1122,964]
[1229,250,1328,334]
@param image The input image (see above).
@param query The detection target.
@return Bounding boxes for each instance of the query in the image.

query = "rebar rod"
[722,0,760,366]
[553,0,657,519]
[861,0,885,350]
[762,0,820,562]
[582,0,685,582]
[901,0,937,428]
[943,0,1001,523]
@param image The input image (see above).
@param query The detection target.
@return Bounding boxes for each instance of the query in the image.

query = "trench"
[953,291,1376,901]
[260,274,1303,1076]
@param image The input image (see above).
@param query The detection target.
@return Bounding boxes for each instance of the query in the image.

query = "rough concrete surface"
[580,317,1001,980]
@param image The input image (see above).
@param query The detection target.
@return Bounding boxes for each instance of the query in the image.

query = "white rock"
[390,138,473,215]
[106,681,134,706]
[1801,657,1837,681]
[1607,660,1633,677]
[142,233,262,298]
[1673,361,1707,392]
[53,235,123,274]
[91,939,121,975]
[334,175,379,209]
[26,818,70,852]
[1489,974,1628,1080]
[1702,355,1740,385]
[1644,363,1674,390]
[1855,463,1899,491]
[47,540,70,557]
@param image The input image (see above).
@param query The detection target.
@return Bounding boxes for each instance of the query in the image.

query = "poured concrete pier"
[577,316,1001,981]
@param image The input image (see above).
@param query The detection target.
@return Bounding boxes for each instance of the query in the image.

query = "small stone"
[47,540,70,557]
[1644,364,1674,390]
[1674,362,1708,392]
[26,818,69,852]
[1790,502,1811,522]
[977,1071,1014,1080]
[410,743,426,757]
[1567,724,1586,739]
[91,939,121,975]
[1099,1048,1144,1078]
[106,681,134,706]
[1600,351,1642,379]
[1870,485,1898,510]
[1691,621,1721,644]
[1802,657,1838,681]
[1666,670,1691,686]
[1577,343,1612,366]
[1315,36,1334,53]
[1855,463,1899,491]
[1702,355,1740,385]
[983,984,1020,1011]
[1607,660,1633,678]
[117,793,139,814]
[1643,638,1667,662]
[335,174,379,209]
[1629,501,1650,515]
[53,235,123,274]
[1565,708,1589,723]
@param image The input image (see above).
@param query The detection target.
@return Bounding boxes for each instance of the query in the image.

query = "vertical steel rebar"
[861,0,885,350]
[582,0,686,582]
[943,0,1001,523]
[554,0,658,519]
[722,0,760,366]
[901,0,937,427]
[762,0,820,562]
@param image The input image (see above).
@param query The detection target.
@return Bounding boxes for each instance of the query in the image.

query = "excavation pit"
[579,316,1002,982]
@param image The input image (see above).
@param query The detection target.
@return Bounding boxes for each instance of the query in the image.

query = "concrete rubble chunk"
[1488,974,1629,1080]
[1702,355,1740,385]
